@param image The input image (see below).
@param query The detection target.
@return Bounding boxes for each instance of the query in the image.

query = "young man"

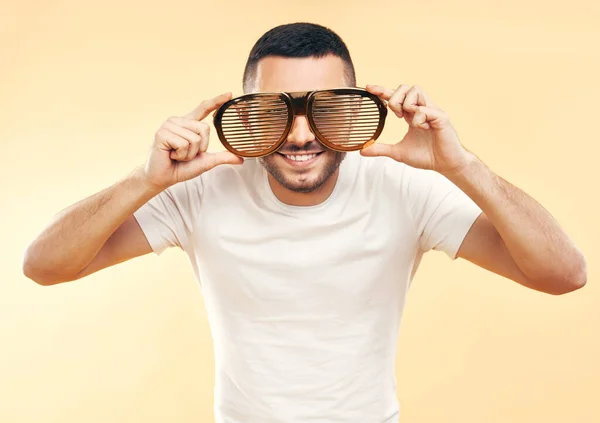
[23,22,586,423]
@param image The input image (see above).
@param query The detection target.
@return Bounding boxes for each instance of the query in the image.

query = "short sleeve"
[402,165,482,260]
[133,178,202,255]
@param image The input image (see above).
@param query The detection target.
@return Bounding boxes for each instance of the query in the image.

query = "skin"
[22,54,587,296]
[253,56,349,206]
[360,83,587,294]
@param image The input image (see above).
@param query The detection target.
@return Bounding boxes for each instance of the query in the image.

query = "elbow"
[546,254,588,295]
[549,278,586,295]
[22,251,49,286]
[23,271,55,287]
[22,247,63,286]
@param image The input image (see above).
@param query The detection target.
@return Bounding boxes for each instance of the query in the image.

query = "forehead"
[254,55,349,93]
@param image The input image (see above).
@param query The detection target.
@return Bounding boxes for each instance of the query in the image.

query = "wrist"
[441,152,482,183]
[130,166,166,198]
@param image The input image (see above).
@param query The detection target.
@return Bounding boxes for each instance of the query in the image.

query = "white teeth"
[285,154,317,162]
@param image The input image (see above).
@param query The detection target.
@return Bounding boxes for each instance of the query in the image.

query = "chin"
[259,150,345,193]
[282,174,326,194]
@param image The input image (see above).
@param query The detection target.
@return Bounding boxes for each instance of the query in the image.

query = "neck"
[268,169,340,207]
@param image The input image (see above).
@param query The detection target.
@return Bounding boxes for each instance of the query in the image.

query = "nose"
[285,116,316,148]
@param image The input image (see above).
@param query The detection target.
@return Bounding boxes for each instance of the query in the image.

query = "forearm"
[23,166,161,280]
[443,154,586,285]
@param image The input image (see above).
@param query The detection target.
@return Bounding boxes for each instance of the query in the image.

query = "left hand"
[361,84,474,175]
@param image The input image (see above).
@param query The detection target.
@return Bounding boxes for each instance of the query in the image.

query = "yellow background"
[1,1,598,422]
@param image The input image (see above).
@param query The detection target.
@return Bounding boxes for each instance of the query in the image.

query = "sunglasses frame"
[213,87,388,158]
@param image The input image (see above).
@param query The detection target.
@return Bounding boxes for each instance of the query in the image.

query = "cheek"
[319,151,340,166]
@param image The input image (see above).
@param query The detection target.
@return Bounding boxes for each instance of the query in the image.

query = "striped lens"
[310,91,383,150]
[215,94,290,157]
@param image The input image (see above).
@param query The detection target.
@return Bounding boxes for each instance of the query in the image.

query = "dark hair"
[242,22,356,93]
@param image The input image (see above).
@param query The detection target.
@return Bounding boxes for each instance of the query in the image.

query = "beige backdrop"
[1,1,598,422]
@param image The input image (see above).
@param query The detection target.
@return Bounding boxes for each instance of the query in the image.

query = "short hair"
[242,22,356,93]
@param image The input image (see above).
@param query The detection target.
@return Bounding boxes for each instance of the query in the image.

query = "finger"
[164,121,202,145]
[159,132,189,161]
[365,84,395,101]
[197,123,210,152]
[185,137,200,161]
[411,105,449,130]
[163,122,202,161]
[403,86,431,113]
[185,92,233,121]
[187,123,210,160]
[359,142,403,162]
[171,142,190,161]
[196,151,244,172]
[165,119,211,160]
[172,118,211,152]
[156,127,187,151]
[388,84,411,118]
[169,116,211,136]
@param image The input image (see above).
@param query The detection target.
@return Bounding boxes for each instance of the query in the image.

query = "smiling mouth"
[275,151,326,168]
[277,151,325,162]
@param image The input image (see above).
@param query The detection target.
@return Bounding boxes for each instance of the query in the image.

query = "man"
[23,22,586,423]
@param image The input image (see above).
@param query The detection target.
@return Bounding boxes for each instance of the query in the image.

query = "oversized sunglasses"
[213,87,388,158]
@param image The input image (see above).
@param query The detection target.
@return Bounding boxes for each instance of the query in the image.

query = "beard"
[258,145,346,194]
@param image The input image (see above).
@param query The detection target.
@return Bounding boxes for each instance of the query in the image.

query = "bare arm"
[23,93,243,286]
[23,167,160,285]
[362,84,587,295]
[451,157,587,295]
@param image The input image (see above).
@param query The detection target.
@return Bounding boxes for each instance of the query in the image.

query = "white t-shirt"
[133,152,482,423]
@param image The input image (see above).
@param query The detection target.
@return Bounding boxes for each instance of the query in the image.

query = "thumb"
[176,151,244,180]
[360,143,403,162]
[197,151,244,172]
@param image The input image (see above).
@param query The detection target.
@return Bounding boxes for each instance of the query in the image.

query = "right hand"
[142,92,243,191]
